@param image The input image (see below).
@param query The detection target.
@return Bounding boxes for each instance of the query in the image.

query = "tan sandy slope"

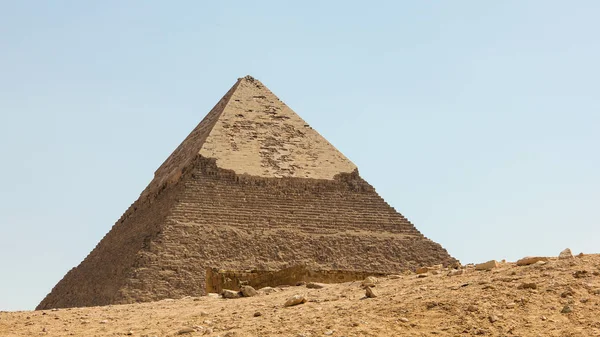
[2,254,600,337]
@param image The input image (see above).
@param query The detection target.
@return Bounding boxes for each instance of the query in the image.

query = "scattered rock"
[284,295,307,307]
[177,327,196,335]
[240,285,258,297]
[577,252,585,258]
[417,274,428,278]
[399,317,409,323]
[506,302,516,309]
[573,270,589,278]
[306,282,326,289]
[561,305,572,314]
[488,315,499,323]
[324,330,334,335]
[388,274,402,279]
[126,331,133,336]
[559,248,574,260]
[516,256,549,266]
[253,311,262,317]
[222,289,241,299]
[99,320,108,324]
[365,287,377,298]
[361,276,378,287]
[475,260,499,271]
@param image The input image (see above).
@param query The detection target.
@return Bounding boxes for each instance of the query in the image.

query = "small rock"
[416,267,429,274]
[222,289,241,299]
[516,256,549,266]
[399,317,409,323]
[467,305,478,312]
[306,282,326,289]
[388,274,402,279]
[204,327,213,335]
[559,248,574,260]
[361,276,378,287]
[240,285,258,297]
[506,302,516,309]
[253,311,262,317]
[577,252,585,258]
[126,331,133,336]
[100,320,108,324]
[177,327,196,335]
[561,305,572,314]
[324,330,334,335]
[541,316,547,321]
[475,260,498,271]
[573,270,589,278]
[365,287,377,298]
[417,274,428,278]
[207,293,220,298]
[284,295,307,307]
[431,270,440,275]
[488,315,499,323]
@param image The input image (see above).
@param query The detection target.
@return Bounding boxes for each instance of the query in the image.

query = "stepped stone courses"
[37,76,457,310]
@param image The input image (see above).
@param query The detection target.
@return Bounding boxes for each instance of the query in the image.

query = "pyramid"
[37,76,457,310]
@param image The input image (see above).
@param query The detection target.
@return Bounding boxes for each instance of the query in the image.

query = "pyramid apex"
[240,75,258,82]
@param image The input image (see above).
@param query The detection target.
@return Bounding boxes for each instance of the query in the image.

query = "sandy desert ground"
[2,253,599,337]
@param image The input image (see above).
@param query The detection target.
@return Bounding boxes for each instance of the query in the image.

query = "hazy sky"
[1,1,599,311]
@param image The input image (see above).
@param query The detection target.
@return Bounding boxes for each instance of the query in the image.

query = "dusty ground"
[2,254,600,337]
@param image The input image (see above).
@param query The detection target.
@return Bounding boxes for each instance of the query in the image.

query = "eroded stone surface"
[36,76,457,310]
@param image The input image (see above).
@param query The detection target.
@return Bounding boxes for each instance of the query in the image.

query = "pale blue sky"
[1,1,599,311]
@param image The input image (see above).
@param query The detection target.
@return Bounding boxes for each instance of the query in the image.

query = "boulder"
[559,248,574,260]
[516,256,549,266]
[222,289,241,299]
[284,294,307,307]
[416,267,429,274]
[240,285,258,297]
[475,260,498,271]
[258,287,278,294]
